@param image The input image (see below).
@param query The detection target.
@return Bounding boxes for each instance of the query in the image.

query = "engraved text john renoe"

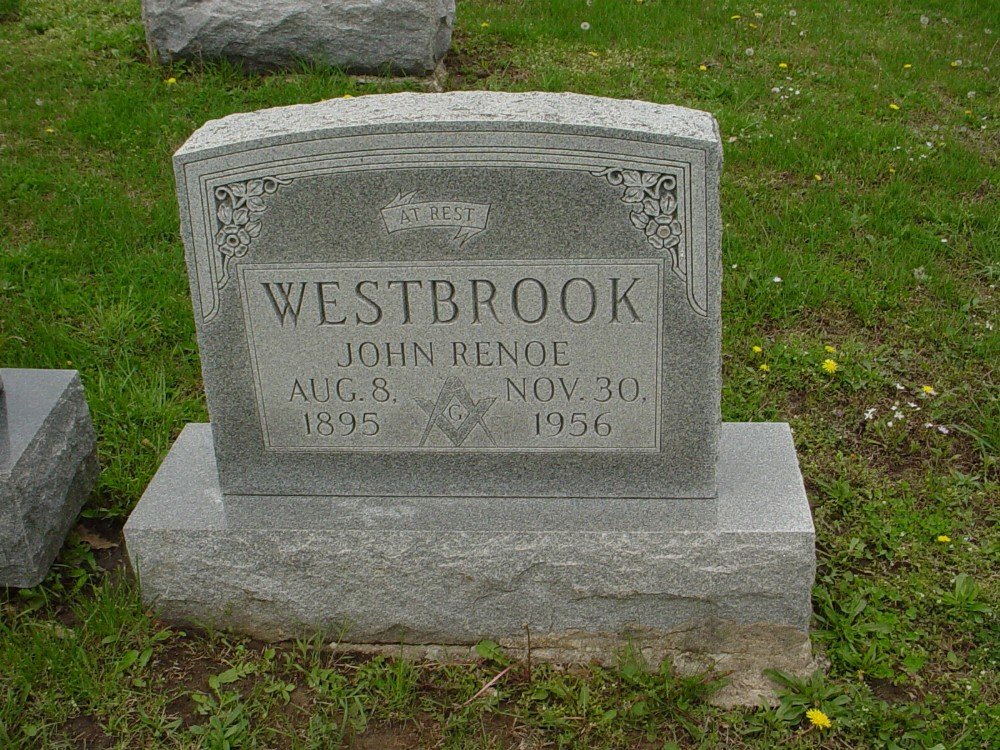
[238,261,663,453]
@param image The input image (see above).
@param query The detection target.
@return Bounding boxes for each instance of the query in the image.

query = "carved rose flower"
[215,225,252,257]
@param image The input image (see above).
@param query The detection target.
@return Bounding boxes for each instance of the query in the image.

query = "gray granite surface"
[125,421,814,646]
[173,92,723,499]
[1,369,99,587]
[142,0,454,75]
[177,92,721,156]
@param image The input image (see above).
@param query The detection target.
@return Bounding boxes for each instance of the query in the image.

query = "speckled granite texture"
[1,369,99,587]
[143,0,455,75]
[125,422,815,704]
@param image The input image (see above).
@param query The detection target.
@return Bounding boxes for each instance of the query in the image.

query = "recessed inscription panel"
[239,260,662,452]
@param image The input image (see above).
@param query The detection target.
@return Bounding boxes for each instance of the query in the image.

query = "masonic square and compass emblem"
[415,377,497,447]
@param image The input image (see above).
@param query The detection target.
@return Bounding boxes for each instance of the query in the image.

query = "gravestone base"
[1,369,100,588]
[125,421,815,705]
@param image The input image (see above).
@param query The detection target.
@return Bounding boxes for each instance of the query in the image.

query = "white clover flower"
[772,276,782,283]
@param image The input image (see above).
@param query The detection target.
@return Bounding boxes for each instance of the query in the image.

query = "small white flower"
[731,263,739,269]
[35,98,44,106]
[864,407,877,420]
[967,91,976,99]
[887,421,894,427]
[745,47,755,56]
[895,383,905,390]
[772,86,781,93]
[924,422,934,428]
[580,21,590,30]
[937,425,951,434]
[907,402,919,409]
[772,276,782,283]
[941,238,948,243]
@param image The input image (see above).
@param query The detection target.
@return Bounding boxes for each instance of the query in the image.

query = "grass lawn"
[1,0,998,747]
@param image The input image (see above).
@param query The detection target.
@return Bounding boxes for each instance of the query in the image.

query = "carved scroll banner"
[380,191,491,247]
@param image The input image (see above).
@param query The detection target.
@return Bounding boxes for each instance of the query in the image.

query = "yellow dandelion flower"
[342,94,353,99]
[903,63,912,69]
[759,363,770,372]
[965,108,972,114]
[936,535,951,543]
[699,64,708,71]
[778,62,788,69]
[889,166,896,173]
[752,345,763,354]
[824,345,837,354]
[806,708,832,729]
[589,51,600,57]
[921,385,936,395]
[822,359,838,374]
[45,127,55,133]
[165,77,177,85]
[480,21,489,28]
[814,174,823,181]
[889,103,900,110]
[950,60,960,67]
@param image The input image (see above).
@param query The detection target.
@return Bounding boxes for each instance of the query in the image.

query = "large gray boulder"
[142,0,455,75]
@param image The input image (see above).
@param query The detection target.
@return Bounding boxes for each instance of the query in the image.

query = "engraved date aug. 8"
[303,410,379,437]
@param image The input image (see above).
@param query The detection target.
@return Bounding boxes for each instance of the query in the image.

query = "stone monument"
[142,0,455,75]
[1,369,100,587]
[125,92,816,704]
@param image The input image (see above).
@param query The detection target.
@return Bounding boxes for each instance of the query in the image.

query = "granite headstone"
[142,0,455,75]
[126,92,816,705]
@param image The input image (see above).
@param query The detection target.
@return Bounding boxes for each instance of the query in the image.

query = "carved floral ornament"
[201,164,700,320]
[213,177,291,289]
[592,167,686,281]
